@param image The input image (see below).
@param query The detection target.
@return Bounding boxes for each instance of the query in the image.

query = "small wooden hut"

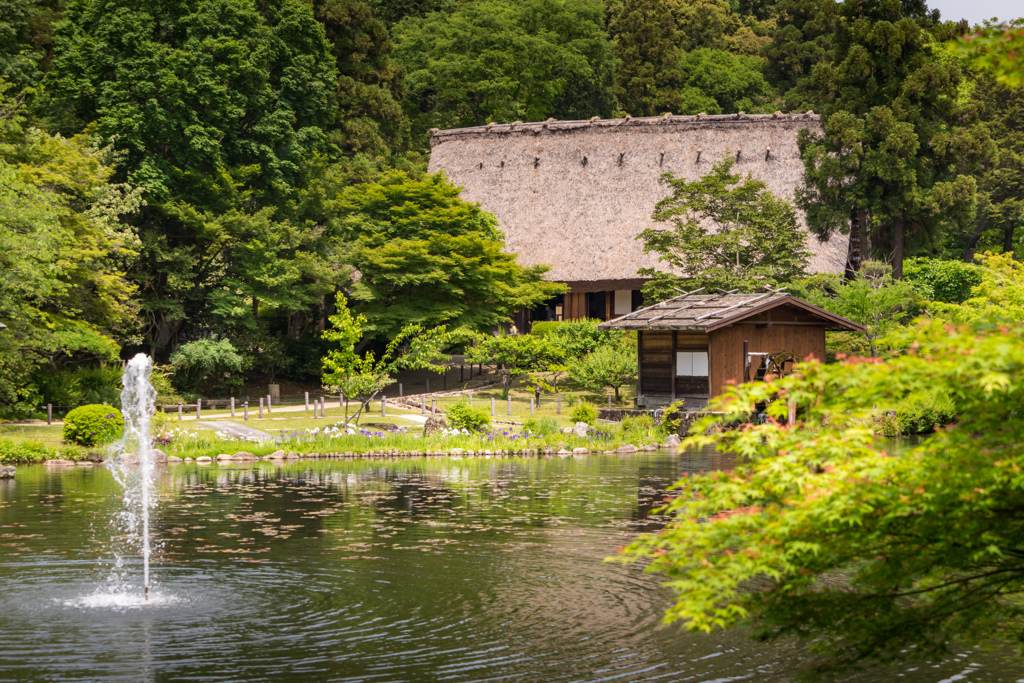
[597,290,864,408]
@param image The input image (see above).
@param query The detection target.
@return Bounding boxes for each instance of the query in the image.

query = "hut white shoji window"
[676,351,709,377]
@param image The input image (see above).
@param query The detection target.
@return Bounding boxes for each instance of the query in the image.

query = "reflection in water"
[0,451,1021,682]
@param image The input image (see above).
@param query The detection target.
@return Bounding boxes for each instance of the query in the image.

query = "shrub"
[63,404,124,446]
[904,257,981,304]
[523,416,560,435]
[570,399,597,425]
[33,365,122,407]
[0,440,84,463]
[538,319,618,360]
[877,393,957,437]
[169,338,244,397]
[621,414,655,432]
[444,400,491,432]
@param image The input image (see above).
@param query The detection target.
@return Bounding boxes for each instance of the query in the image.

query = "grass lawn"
[0,423,65,445]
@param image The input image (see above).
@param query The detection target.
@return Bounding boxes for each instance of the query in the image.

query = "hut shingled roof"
[427,113,849,286]
[596,291,865,333]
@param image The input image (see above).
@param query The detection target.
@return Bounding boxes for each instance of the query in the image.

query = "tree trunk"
[845,208,866,278]
[1003,221,1017,257]
[964,216,988,263]
[892,214,905,280]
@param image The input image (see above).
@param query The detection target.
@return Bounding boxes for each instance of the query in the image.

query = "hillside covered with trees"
[1,0,1022,415]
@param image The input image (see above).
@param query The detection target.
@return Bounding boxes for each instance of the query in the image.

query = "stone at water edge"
[0,466,15,479]
[167,455,183,464]
[640,444,658,452]
[267,450,287,460]
[285,453,300,460]
[151,448,168,463]
[572,422,589,438]
[85,452,105,463]
[215,453,233,461]
[232,451,259,461]
[615,444,639,454]
[120,453,139,465]
[44,459,76,467]
[184,456,194,462]
[423,416,447,436]
[195,456,213,464]
[572,447,589,455]
[556,449,572,456]
[664,434,682,447]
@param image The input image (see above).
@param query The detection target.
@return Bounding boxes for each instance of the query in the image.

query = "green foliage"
[0,439,85,464]
[46,0,339,355]
[321,295,454,425]
[567,339,637,400]
[522,415,559,435]
[639,157,809,301]
[877,391,957,437]
[616,320,1024,675]
[336,171,565,341]
[569,398,596,425]
[930,251,1024,323]
[903,257,981,303]
[607,0,684,116]
[465,334,565,397]
[444,400,492,432]
[620,414,654,431]
[393,0,616,140]
[796,0,992,278]
[804,261,918,356]
[62,403,123,446]
[761,0,838,111]
[169,339,244,397]
[0,81,139,414]
[952,20,1024,88]
[659,399,687,435]
[32,365,122,407]
[675,49,773,115]
[823,330,870,364]
[536,319,614,360]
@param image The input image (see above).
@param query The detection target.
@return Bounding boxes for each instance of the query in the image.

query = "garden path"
[197,421,276,442]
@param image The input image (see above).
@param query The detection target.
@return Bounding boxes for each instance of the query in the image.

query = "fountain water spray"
[111,353,158,600]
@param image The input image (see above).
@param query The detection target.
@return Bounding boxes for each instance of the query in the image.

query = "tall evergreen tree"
[795,0,992,278]
[761,0,838,111]
[606,0,684,116]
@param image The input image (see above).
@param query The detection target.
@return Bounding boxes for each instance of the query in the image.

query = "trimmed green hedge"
[63,404,124,446]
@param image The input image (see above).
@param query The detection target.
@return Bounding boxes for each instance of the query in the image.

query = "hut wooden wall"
[640,331,710,399]
[708,324,826,398]
[564,292,587,320]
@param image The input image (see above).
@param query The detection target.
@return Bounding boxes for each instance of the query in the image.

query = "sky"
[926,0,1022,26]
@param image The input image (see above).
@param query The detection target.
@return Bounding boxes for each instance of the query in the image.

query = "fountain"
[109,353,158,600]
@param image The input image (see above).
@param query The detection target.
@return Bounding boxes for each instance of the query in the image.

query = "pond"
[1,450,1021,682]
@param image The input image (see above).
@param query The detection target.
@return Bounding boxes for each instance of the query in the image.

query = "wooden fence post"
[304,391,309,412]
[788,400,796,426]
[244,402,248,420]
[431,398,437,414]
[178,403,183,421]
[557,394,561,415]
[231,397,235,417]
[266,394,272,414]
[491,397,495,416]
[47,404,52,425]
[507,396,511,416]
[382,399,386,417]
[259,398,263,419]
[530,397,535,415]
[197,399,202,420]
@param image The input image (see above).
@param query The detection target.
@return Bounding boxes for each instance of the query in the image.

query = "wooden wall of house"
[708,323,826,398]
[564,291,588,320]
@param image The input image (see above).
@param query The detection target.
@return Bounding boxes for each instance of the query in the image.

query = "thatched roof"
[427,113,848,287]
[596,290,865,333]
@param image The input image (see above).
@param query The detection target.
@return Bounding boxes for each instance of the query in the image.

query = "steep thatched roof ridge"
[596,292,865,333]
[429,112,821,145]
[427,114,848,284]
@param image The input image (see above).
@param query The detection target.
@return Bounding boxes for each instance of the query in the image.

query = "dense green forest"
[0,0,1021,416]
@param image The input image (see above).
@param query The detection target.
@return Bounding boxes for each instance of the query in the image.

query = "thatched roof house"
[428,113,849,325]
[598,289,863,408]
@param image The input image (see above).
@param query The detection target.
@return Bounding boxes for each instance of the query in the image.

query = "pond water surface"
[1,450,1022,682]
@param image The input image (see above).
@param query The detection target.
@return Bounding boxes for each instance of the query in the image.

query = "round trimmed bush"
[570,399,597,425]
[444,401,491,432]
[63,404,124,446]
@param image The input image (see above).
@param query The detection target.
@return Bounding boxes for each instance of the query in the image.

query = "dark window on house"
[632,290,644,311]
[587,291,607,320]
[531,293,563,322]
